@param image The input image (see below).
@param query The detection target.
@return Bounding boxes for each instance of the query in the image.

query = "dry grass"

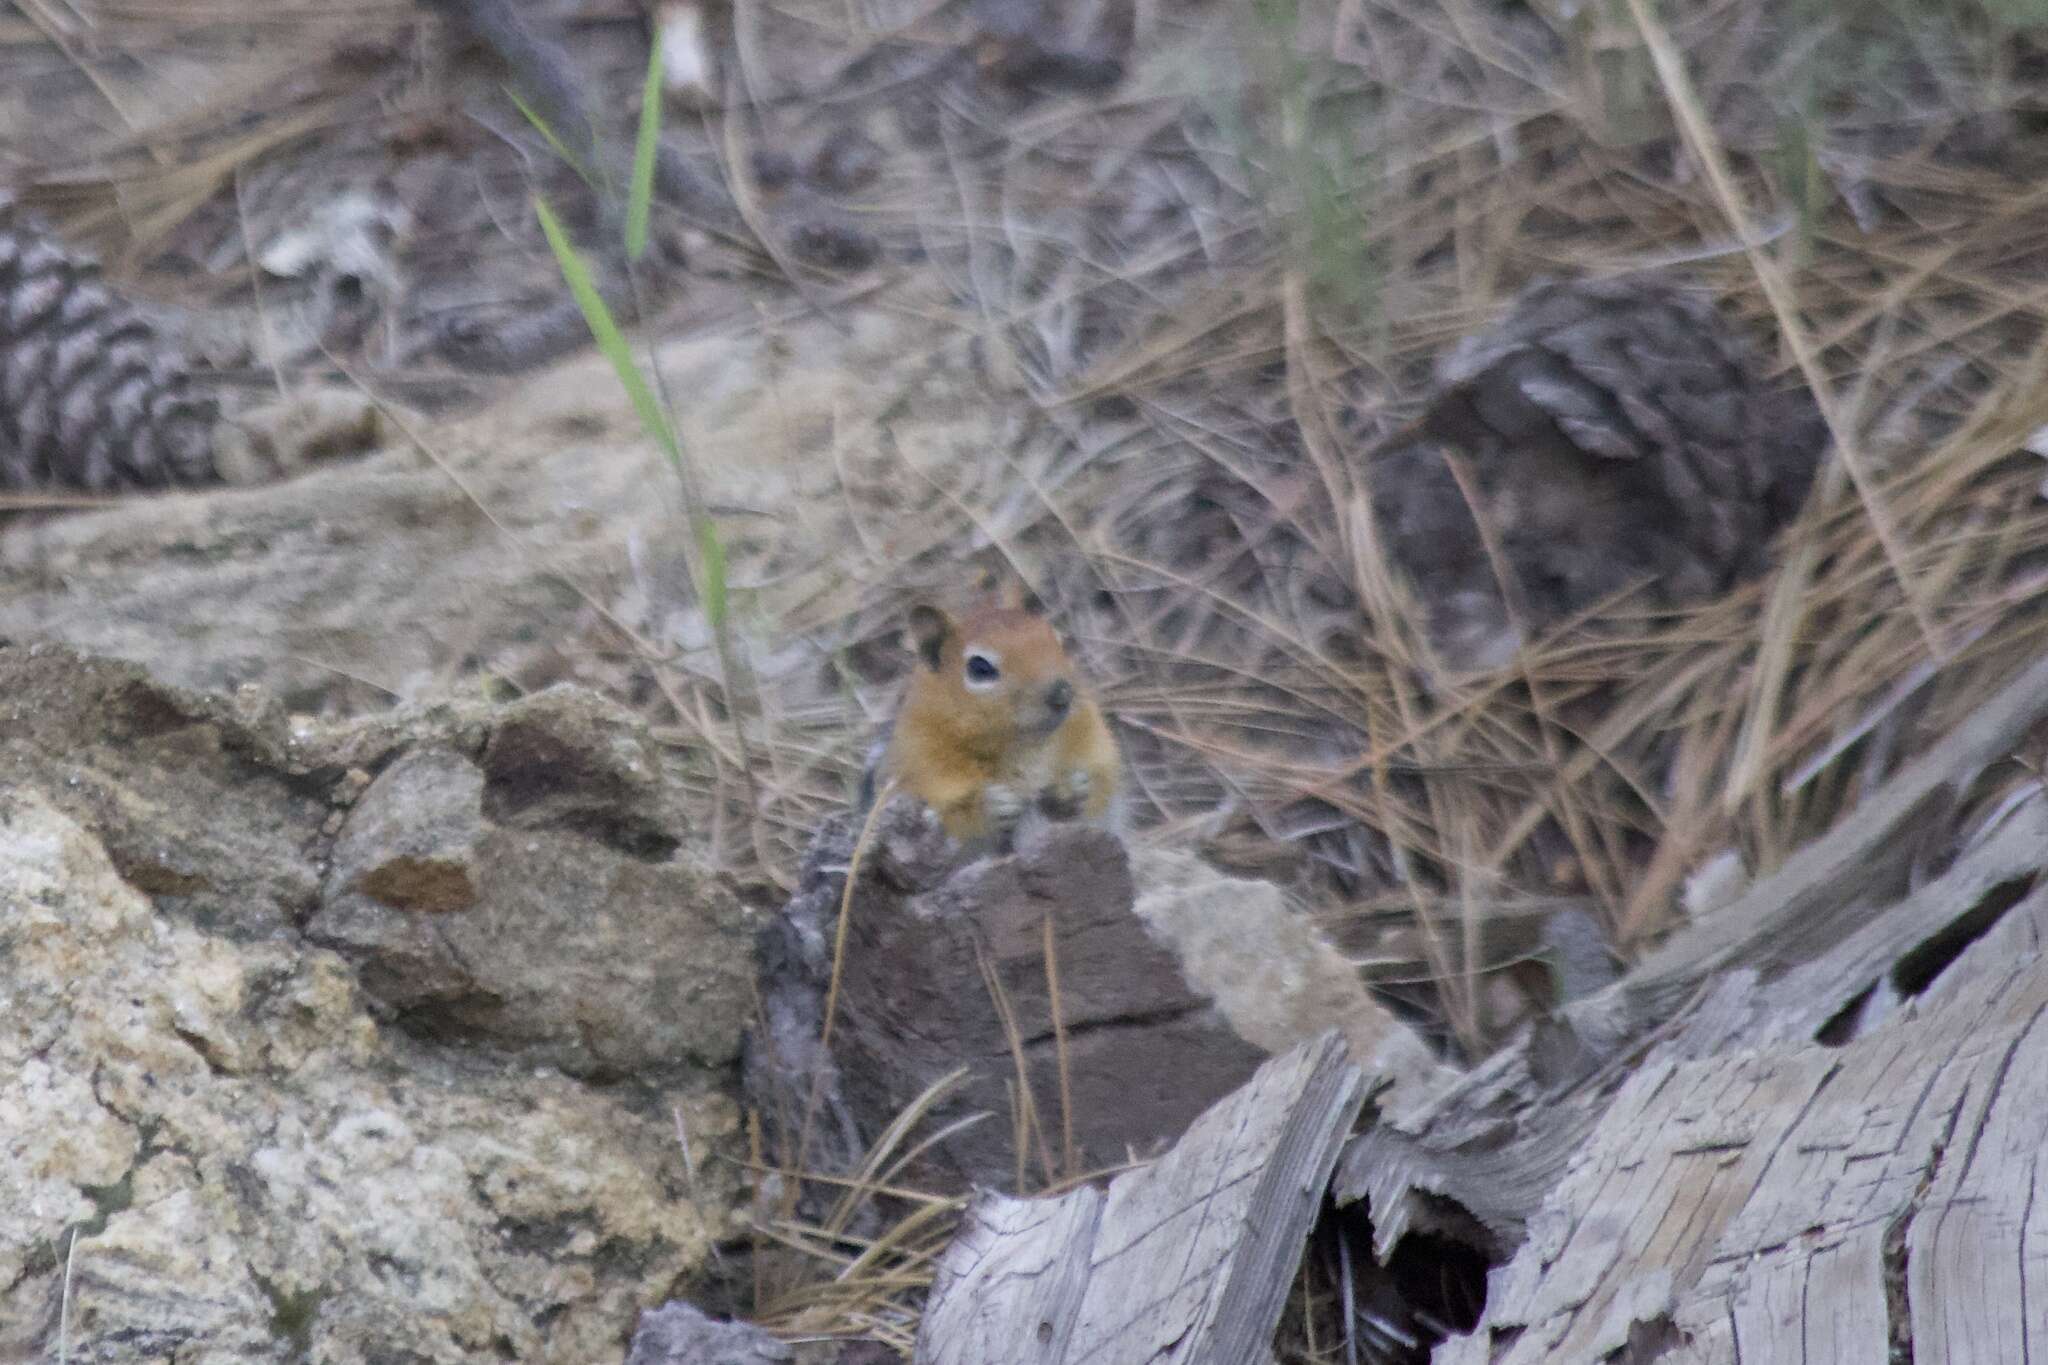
[746,1065,972,1355]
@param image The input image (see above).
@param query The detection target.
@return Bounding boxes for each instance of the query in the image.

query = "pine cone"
[1371,276,1826,671]
[0,199,219,492]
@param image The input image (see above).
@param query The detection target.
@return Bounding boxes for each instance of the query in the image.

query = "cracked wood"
[914,1031,1364,1365]
[1438,876,2048,1364]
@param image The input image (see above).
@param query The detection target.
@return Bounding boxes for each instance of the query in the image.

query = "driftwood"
[1587,648,2048,1034]
[913,1032,1364,1365]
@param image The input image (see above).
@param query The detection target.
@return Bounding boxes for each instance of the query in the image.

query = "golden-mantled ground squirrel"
[861,583,1123,855]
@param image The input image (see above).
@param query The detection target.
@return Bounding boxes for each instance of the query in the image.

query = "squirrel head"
[907,587,1078,743]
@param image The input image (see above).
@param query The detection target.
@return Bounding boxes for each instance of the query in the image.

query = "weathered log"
[908,653,2048,1362]
[913,1031,1364,1365]
[1330,650,2048,1362]
[1339,647,2048,1258]
[1435,868,2048,1363]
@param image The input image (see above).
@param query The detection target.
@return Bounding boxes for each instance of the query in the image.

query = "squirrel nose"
[1045,680,1073,716]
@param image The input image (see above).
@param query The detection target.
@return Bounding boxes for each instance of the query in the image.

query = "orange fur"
[879,596,1121,847]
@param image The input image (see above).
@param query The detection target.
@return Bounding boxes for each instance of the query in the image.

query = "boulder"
[760,798,1435,1195]
[306,694,750,1080]
[0,640,755,1080]
[0,642,757,1361]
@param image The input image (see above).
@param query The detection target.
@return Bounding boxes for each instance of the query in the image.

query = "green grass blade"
[509,89,593,189]
[534,191,727,628]
[533,192,679,463]
[627,40,664,260]
[695,514,728,629]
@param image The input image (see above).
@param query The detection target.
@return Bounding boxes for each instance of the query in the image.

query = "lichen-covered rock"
[309,739,752,1077]
[0,642,756,1082]
[0,642,758,1361]
[0,307,927,720]
[0,641,327,936]
[0,786,743,1364]
[1129,848,1456,1103]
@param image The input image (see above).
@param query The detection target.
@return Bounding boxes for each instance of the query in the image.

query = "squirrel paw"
[1036,767,1092,821]
[983,782,1028,835]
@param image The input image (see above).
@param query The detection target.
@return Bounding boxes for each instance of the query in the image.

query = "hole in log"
[1892,874,2034,998]
[1281,1196,1490,1363]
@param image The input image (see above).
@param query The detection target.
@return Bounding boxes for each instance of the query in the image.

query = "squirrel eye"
[964,651,1001,686]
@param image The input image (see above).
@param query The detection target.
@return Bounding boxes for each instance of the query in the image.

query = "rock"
[0,785,744,1363]
[0,642,759,1358]
[477,685,683,858]
[1128,848,1454,1102]
[0,640,757,1082]
[0,306,954,720]
[0,640,327,936]
[772,800,1425,1194]
[328,746,487,916]
[307,689,750,1080]
[624,1301,795,1365]
[211,388,387,486]
[311,779,752,1077]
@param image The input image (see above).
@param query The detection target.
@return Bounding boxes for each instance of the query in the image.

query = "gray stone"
[305,693,752,1079]
[0,785,744,1364]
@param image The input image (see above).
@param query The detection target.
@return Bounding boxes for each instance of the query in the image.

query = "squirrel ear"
[980,569,1046,616]
[907,605,953,672]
